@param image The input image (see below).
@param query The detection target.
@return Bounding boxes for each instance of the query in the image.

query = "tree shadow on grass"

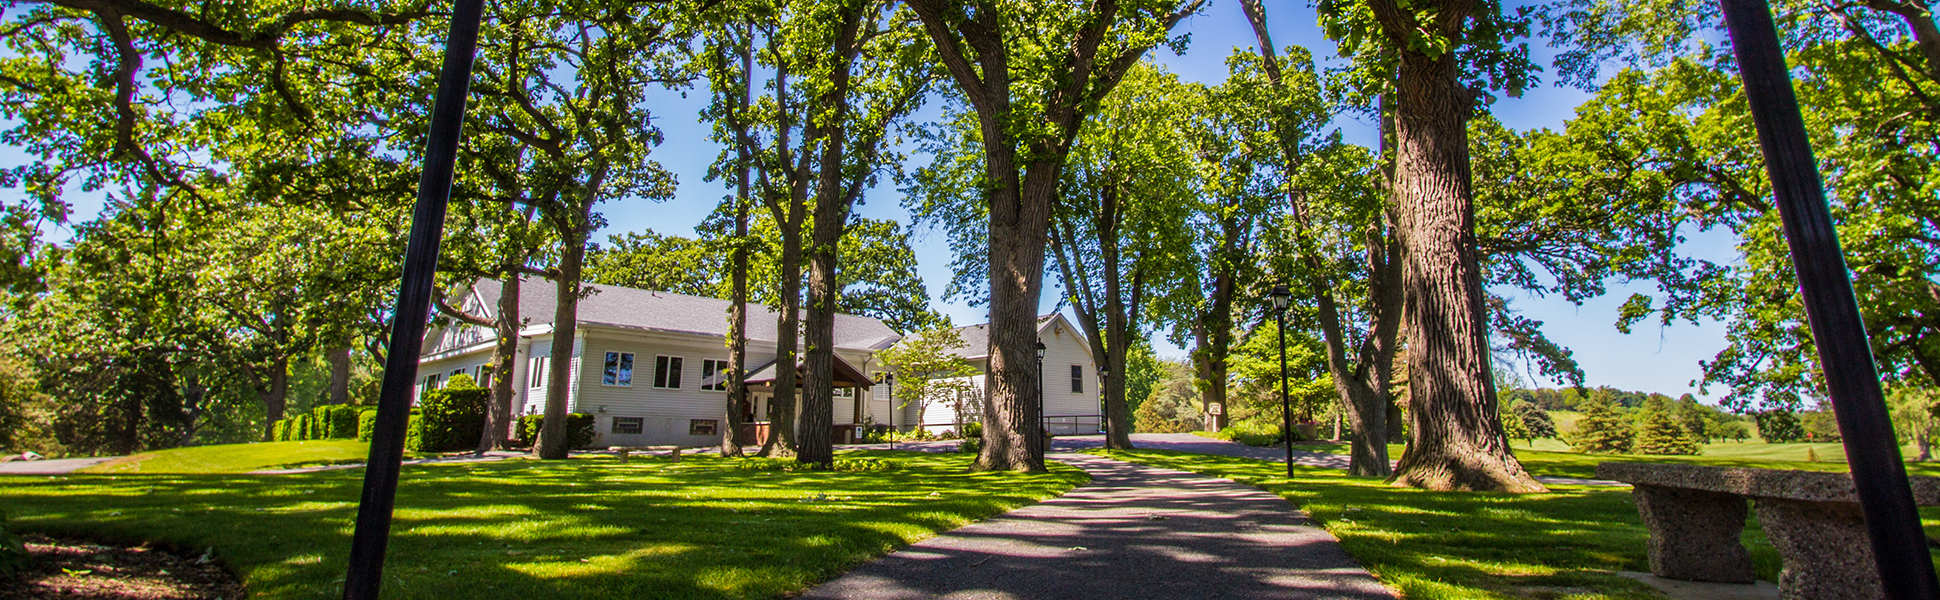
[0,450,1085,600]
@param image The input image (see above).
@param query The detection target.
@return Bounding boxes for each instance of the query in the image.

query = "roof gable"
[440,277,901,352]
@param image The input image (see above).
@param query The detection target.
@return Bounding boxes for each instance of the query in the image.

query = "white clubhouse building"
[416,278,1103,447]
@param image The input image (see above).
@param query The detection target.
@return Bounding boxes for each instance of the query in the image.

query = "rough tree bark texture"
[796,6,864,468]
[479,271,520,452]
[1370,23,1544,491]
[1050,182,1138,450]
[259,356,289,441]
[721,27,754,458]
[537,161,608,460]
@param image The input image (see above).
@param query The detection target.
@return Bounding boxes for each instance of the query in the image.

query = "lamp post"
[1270,284,1293,478]
[1099,361,1110,438]
[1035,340,1047,459]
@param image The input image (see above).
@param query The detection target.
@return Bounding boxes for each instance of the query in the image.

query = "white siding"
[1038,319,1102,434]
[572,330,734,447]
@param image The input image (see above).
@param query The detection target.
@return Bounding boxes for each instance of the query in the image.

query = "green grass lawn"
[84,440,388,474]
[5,450,1086,599]
[1294,440,1940,478]
[1094,448,1940,600]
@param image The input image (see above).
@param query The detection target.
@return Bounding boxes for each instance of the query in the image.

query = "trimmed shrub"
[314,405,360,439]
[958,422,984,454]
[357,409,379,442]
[1204,419,1283,447]
[409,385,488,453]
[516,413,596,449]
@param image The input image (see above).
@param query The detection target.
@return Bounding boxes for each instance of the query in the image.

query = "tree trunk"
[261,355,289,441]
[327,344,351,405]
[721,25,755,458]
[537,160,609,460]
[759,187,806,458]
[978,156,1058,472]
[1383,49,1544,493]
[479,272,520,453]
[795,7,864,468]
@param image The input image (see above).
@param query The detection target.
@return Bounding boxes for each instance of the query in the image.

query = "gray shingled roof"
[465,277,902,351]
[914,314,1060,359]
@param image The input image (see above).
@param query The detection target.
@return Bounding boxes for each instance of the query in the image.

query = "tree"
[461,0,689,460]
[1510,400,1556,442]
[1636,410,1701,455]
[584,231,720,296]
[874,323,977,434]
[1567,397,1635,453]
[1319,0,1545,491]
[1133,358,1200,433]
[1048,62,1196,450]
[1889,387,1939,462]
[902,0,1205,472]
[1757,409,1805,443]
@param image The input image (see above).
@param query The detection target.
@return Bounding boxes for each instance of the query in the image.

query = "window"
[478,365,494,387]
[421,373,441,398]
[450,368,466,381]
[654,356,684,389]
[612,417,644,435]
[701,359,729,391]
[1071,365,1084,393]
[603,352,635,386]
[834,387,855,399]
[689,419,718,436]
[527,356,549,388]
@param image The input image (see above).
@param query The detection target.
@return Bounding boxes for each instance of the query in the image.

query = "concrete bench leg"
[1632,484,1754,583]
[1754,498,1880,600]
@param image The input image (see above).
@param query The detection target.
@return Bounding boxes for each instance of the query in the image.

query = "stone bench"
[611,446,686,463]
[1596,462,1940,600]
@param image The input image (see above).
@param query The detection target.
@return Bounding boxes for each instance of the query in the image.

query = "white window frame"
[689,419,718,436]
[654,355,684,389]
[1070,365,1084,393]
[603,352,635,387]
[700,358,729,391]
[527,356,549,389]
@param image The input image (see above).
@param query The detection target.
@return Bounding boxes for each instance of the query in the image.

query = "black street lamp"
[1099,359,1110,437]
[1035,340,1047,458]
[1270,284,1293,478]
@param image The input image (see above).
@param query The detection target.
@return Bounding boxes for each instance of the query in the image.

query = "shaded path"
[801,453,1394,600]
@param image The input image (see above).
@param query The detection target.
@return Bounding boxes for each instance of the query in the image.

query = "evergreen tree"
[1566,397,1634,453]
[1513,401,1557,440]
[1636,410,1701,455]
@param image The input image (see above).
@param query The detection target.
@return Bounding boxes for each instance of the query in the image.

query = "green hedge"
[514,413,596,449]
[357,409,379,441]
[315,405,360,439]
[409,384,487,453]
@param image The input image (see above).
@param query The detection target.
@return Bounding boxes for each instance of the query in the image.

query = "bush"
[0,509,29,575]
[1205,419,1283,447]
[410,385,489,453]
[515,413,596,449]
[958,422,984,453]
[357,409,379,441]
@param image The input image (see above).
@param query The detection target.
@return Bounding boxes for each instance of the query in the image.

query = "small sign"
[1207,403,1223,415]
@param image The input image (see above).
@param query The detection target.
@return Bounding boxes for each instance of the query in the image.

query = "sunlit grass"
[4,450,1086,600]
[1294,441,1940,478]
[1093,448,1940,600]
[84,440,385,474]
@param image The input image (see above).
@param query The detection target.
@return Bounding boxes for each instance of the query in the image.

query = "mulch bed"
[0,535,242,599]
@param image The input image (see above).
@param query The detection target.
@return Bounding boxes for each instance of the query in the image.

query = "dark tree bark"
[479,271,520,452]
[721,23,755,458]
[536,160,610,460]
[260,355,289,441]
[757,63,807,458]
[1049,181,1141,450]
[797,3,865,468]
[904,0,1202,471]
[1363,0,1543,491]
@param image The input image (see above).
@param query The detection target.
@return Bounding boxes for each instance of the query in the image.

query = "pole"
[341,0,486,597]
[1277,308,1293,478]
[1719,0,1940,596]
[1036,353,1045,460]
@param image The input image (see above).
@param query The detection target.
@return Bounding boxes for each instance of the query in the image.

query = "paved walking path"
[801,452,1395,600]
[0,457,113,474]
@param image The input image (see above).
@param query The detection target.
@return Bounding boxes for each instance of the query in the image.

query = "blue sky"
[21,1,1741,401]
[603,2,1741,400]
